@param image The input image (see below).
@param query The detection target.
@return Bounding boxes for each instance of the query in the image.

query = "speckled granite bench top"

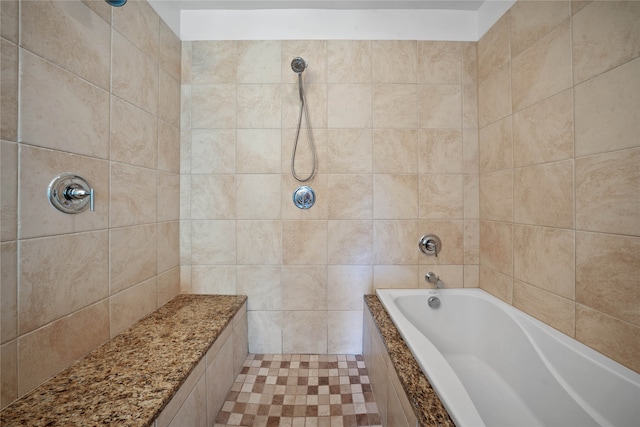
[365,295,455,427]
[0,294,247,427]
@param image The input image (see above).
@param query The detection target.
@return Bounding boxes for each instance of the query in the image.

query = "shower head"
[291,57,307,74]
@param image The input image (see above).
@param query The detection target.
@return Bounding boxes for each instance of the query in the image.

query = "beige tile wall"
[181,39,480,355]
[0,0,181,407]
[478,0,639,373]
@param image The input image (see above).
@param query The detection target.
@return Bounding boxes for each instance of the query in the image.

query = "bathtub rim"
[376,287,640,427]
[376,288,484,426]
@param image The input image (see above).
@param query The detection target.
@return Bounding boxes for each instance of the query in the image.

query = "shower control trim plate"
[48,173,94,214]
[293,186,316,209]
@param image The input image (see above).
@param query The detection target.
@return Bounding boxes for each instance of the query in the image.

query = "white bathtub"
[376,288,639,427]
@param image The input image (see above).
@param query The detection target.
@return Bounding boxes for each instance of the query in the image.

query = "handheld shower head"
[291,57,307,74]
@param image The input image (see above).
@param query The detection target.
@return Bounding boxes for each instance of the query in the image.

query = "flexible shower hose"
[291,73,317,182]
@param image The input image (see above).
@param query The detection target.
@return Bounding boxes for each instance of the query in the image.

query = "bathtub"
[376,288,639,427]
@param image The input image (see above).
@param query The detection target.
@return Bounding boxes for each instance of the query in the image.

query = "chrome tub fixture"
[48,173,94,214]
[419,234,442,257]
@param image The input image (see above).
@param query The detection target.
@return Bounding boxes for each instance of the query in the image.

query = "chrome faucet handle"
[419,234,442,257]
[48,173,95,214]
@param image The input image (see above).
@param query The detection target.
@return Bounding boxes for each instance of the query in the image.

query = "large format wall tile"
[327,265,373,311]
[477,12,510,83]
[418,85,461,129]
[418,41,462,84]
[236,220,282,265]
[514,160,574,228]
[576,304,640,373]
[372,41,417,84]
[572,0,640,85]
[18,300,109,396]
[373,84,418,129]
[327,220,374,265]
[190,175,236,220]
[1,242,17,344]
[110,224,157,295]
[1,0,19,43]
[237,84,282,129]
[237,40,281,84]
[327,84,372,128]
[110,163,157,228]
[281,266,327,311]
[282,311,327,354]
[373,220,418,265]
[20,51,109,158]
[159,20,182,82]
[159,69,181,127]
[479,169,513,222]
[509,0,571,58]
[111,96,158,169]
[513,225,575,299]
[576,232,640,326]
[1,39,18,142]
[328,311,363,354]
[419,174,464,219]
[478,62,511,128]
[112,30,158,115]
[480,220,513,276]
[374,175,418,219]
[112,0,159,61]
[191,41,236,85]
[282,220,327,265]
[327,174,373,219]
[575,148,640,236]
[330,129,373,174]
[574,58,639,157]
[0,141,18,242]
[190,129,236,174]
[479,265,513,304]
[237,174,281,219]
[479,116,512,173]
[19,231,109,334]
[109,278,157,338]
[21,0,111,89]
[327,40,372,84]
[511,21,572,112]
[418,129,462,174]
[236,129,282,174]
[191,220,236,265]
[513,280,575,337]
[513,89,574,167]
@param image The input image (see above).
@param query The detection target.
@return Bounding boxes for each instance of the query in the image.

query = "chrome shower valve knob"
[419,234,442,257]
[48,173,95,214]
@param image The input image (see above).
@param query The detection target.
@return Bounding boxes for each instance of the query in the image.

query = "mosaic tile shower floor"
[214,354,382,427]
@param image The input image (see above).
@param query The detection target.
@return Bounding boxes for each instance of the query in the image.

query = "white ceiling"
[149,0,514,41]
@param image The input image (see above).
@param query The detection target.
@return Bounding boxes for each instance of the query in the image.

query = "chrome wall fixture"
[419,234,442,257]
[292,185,316,209]
[48,173,94,214]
